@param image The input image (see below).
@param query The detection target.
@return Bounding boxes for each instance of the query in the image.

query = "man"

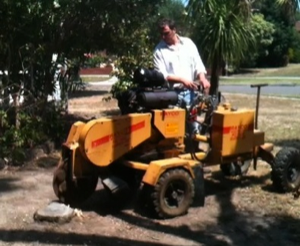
[153,18,210,108]
[153,18,212,173]
[153,18,210,135]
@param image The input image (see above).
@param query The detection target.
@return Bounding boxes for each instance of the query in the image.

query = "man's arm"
[153,49,168,78]
[190,40,210,90]
[166,75,197,89]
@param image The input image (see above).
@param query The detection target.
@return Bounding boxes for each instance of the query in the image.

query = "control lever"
[250,83,268,170]
[250,83,268,129]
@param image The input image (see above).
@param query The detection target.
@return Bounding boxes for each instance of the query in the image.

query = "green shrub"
[0,103,65,165]
[110,28,154,99]
[290,49,300,63]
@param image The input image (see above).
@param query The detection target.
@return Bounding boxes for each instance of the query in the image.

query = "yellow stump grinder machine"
[53,68,300,218]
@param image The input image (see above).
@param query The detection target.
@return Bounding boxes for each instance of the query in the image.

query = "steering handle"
[250,83,268,88]
[193,81,206,95]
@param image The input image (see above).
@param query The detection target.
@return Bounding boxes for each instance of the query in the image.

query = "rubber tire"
[192,164,205,207]
[150,168,195,219]
[53,160,98,205]
[271,147,300,192]
[220,161,251,177]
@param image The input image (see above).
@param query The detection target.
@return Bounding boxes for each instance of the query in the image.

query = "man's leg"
[183,90,201,135]
[177,90,198,152]
[184,90,212,174]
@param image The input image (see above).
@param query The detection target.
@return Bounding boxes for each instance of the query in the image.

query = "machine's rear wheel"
[271,147,300,192]
[53,160,98,205]
[148,168,195,218]
[220,160,251,177]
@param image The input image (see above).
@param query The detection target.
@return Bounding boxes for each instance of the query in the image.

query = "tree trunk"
[13,94,20,129]
[4,45,12,109]
[209,58,220,96]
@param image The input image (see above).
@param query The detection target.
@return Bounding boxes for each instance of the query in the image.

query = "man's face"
[160,25,176,45]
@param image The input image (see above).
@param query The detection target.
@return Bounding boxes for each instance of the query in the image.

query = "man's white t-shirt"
[153,35,207,89]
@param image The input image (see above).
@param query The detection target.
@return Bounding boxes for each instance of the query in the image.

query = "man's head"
[158,18,178,45]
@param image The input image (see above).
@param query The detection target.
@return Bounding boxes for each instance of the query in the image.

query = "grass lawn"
[233,63,300,77]
[220,77,300,85]
[221,93,300,146]
[220,64,300,85]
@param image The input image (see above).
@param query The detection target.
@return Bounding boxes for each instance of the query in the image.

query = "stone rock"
[33,202,75,223]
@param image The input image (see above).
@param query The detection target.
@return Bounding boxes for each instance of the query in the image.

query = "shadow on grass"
[2,167,299,245]
[2,197,299,246]
[0,176,20,193]
[203,169,271,197]
[77,168,273,218]
[1,213,298,245]
[0,229,170,246]
[273,139,300,149]
[68,89,110,99]
[113,170,300,245]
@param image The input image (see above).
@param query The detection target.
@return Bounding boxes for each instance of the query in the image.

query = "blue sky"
[181,0,188,7]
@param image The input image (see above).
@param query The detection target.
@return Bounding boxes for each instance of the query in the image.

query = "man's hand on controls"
[181,77,211,94]
[181,79,198,90]
[201,77,210,89]
[200,77,210,94]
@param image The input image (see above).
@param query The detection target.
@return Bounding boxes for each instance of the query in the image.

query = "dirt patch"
[1,88,300,246]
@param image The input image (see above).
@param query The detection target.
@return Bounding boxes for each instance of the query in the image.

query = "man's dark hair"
[158,18,176,30]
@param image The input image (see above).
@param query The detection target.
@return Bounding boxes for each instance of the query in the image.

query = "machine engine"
[116,68,179,114]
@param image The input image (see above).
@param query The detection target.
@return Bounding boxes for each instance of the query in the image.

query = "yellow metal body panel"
[254,129,265,146]
[152,109,185,138]
[123,161,149,171]
[78,113,152,167]
[60,142,96,178]
[142,158,199,186]
[179,152,208,161]
[211,109,255,157]
[63,122,97,177]
[66,122,85,144]
[217,103,232,112]
[163,148,183,158]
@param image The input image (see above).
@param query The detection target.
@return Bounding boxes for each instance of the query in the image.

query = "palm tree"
[276,0,300,11]
[276,0,300,19]
[186,0,256,95]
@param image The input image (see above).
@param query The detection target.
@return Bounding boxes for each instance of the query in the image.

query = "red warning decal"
[91,120,145,148]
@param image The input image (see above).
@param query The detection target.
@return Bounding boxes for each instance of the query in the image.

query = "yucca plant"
[276,0,300,20]
[186,0,256,95]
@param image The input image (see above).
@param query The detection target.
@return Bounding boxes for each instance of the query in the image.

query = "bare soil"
[1,85,300,246]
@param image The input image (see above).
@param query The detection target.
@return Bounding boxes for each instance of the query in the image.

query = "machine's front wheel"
[53,160,98,205]
[220,160,251,177]
[149,168,195,218]
[271,147,300,192]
